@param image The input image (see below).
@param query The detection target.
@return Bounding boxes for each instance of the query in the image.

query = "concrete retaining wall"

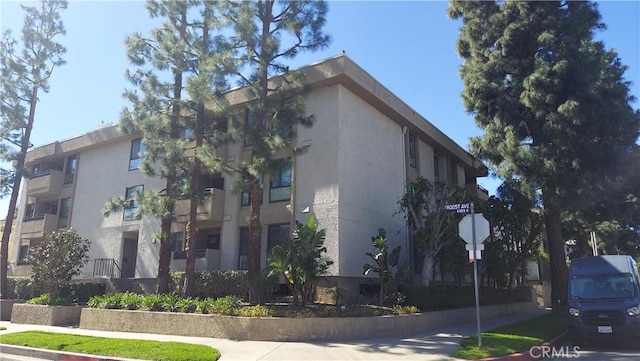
[1,300,22,321]
[11,304,84,326]
[80,301,537,341]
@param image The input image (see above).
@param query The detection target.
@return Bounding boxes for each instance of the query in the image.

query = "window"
[64,155,77,184]
[17,245,29,265]
[244,109,265,147]
[449,161,459,184]
[129,138,146,170]
[123,185,143,220]
[269,160,291,202]
[241,175,263,207]
[408,134,417,168]
[58,198,71,228]
[171,232,185,259]
[267,224,290,255]
[207,234,220,250]
[238,227,249,270]
[434,155,440,180]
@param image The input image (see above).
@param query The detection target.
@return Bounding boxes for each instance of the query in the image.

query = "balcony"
[26,170,65,197]
[170,249,221,271]
[20,213,59,238]
[174,188,225,224]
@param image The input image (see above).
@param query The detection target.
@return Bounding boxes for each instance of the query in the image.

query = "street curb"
[475,330,569,361]
[0,344,142,361]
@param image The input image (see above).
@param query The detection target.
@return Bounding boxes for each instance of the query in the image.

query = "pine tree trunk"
[1,86,38,299]
[543,194,568,312]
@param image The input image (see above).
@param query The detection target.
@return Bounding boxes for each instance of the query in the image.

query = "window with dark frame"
[129,138,146,170]
[269,159,291,202]
[58,198,71,228]
[123,185,143,220]
[17,245,29,265]
[238,227,249,270]
[434,155,440,180]
[64,155,77,184]
[171,232,185,259]
[408,134,417,168]
[267,223,290,256]
[450,161,458,185]
[207,234,220,250]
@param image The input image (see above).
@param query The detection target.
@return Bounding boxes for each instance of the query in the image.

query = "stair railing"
[92,258,122,278]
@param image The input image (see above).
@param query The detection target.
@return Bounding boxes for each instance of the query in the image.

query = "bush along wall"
[400,285,532,311]
[6,277,105,304]
[169,270,279,301]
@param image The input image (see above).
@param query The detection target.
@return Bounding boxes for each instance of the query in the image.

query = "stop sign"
[459,213,490,244]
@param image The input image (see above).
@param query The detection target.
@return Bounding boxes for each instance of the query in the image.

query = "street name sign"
[444,202,474,214]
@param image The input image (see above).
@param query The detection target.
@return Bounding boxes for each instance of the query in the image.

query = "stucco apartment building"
[8,55,487,294]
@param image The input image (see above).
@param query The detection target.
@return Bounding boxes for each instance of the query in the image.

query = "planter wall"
[1,300,23,321]
[11,304,84,326]
[80,301,537,341]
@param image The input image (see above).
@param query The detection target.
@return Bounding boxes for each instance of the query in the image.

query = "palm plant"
[363,228,403,306]
[268,213,333,306]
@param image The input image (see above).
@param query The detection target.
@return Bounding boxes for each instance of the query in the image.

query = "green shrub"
[177,298,198,313]
[169,270,278,302]
[26,293,73,306]
[162,294,181,312]
[61,283,105,304]
[142,294,165,311]
[197,298,215,314]
[121,292,142,310]
[6,277,37,300]
[400,285,533,311]
[87,295,104,309]
[236,305,273,317]
[210,295,241,315]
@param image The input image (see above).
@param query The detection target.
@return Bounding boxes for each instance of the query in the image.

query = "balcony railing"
[26,169,65,197]
[20,213,58,238]
[174,188,225,223]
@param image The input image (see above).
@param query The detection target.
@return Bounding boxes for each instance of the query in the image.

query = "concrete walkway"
[0,308,549,361]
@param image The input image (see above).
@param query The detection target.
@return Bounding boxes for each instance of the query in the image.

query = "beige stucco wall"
[335,85,409,277]
[72,136,165,279]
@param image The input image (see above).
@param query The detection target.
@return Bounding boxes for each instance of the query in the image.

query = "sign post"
[453,203,490,349]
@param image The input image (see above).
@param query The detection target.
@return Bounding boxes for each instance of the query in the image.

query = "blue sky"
[1,0,639,218]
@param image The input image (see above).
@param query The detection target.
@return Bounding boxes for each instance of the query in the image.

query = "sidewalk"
[0,308,549,361]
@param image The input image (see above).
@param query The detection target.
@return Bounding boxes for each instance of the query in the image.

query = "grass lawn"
[0,331,220,361]
[451,313,567,360]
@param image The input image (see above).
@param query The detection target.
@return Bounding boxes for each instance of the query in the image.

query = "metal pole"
[471,203,482,348]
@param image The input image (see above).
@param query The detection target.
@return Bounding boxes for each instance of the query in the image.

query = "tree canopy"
[448,0,640,308]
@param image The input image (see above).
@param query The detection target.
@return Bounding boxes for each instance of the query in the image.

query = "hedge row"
[400,285,532,311]
[6,276,105,303]
[168,270,280,301]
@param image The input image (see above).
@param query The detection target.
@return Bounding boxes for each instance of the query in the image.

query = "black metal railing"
[93,258,121,278]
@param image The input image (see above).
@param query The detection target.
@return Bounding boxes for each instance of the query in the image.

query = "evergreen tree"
[448,1,640,309]
[106,0,199,294]
[181,1,234,297]
[225,1,330,285]
[482,183,544,289]
[0,0,67,299]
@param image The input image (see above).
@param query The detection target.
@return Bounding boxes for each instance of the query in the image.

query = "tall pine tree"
[0,0,67,299]
[108,0,198,294]
[448,1,640,309]
[225,0,330,289]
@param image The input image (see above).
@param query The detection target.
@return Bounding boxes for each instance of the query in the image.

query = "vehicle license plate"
[598,326,612,333]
